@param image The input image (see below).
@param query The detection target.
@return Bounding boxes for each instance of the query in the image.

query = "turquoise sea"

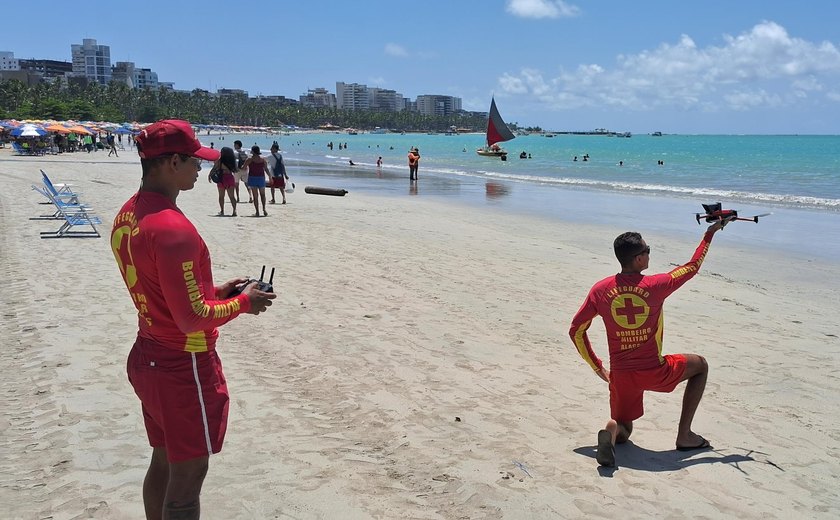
[202,132,840,261]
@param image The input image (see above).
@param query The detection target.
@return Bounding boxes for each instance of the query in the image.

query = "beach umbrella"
[113,127,133,134]
[66,125,92,135]
[44,124,72,134]
[11,125,47,137]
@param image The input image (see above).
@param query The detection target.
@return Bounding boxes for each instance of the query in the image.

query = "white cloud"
[506,0,580,19]
[384,43,409,58]
[498,21,840,112]
[369,76,386,86]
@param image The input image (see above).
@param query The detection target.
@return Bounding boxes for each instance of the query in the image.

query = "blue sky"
[5,0,840,134]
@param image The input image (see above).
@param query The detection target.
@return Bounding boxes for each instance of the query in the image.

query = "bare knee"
[166,457,209,503]
[682,354,708,380]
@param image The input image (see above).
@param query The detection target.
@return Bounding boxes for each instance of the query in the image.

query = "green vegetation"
[0,79,491,132]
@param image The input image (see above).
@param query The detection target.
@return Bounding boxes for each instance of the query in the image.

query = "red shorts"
[127,337,229,462]
[608,354,687,422]
[271,176,286,189]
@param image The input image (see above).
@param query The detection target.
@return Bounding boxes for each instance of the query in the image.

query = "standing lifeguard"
[111,119,276,518]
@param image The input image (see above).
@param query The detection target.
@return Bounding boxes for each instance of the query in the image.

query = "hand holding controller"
[231,265,275,296]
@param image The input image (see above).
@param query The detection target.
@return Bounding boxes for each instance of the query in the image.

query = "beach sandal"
[263,210,268,216]
[676,436,711,451]
[595,429,615,467]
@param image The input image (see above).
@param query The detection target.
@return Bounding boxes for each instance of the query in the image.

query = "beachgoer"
[110,119,276,518]
[265,142,289,204]
[209,146,238,216]
[107,134,119,157]
[408,147,420,180]
[240,145,270,216]
[569,217,734,467]
[233,140,251,204]
[376,156,382,167]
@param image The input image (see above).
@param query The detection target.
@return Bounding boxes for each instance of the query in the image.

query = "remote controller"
[230,265,275,296]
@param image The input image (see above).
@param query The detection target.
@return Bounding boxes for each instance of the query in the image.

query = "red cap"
[136,119,220,161]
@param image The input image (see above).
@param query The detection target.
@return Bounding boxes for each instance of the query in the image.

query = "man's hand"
[242,283,276,315]
[216,278,250,299]
[707,216,736,233]
[596,367,610,383]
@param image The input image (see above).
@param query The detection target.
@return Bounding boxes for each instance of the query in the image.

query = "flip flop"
[676,436,711,451]
[595,429,615,467]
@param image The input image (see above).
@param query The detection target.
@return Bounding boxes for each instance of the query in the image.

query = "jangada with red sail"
[477,96,515,158]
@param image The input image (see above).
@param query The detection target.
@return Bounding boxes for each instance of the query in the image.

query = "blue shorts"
[247,176,266,188]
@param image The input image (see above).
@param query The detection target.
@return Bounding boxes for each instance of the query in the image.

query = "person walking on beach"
[209,146,238,216]
[233,140,250,204]
[265,142,289,204]
[107,133,119,157]
[240,145,270,216]
[408,147,420,180]
[110,119,276,519]
[569,217,734,467]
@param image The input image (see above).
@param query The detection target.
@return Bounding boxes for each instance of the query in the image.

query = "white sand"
[1,149,839,519]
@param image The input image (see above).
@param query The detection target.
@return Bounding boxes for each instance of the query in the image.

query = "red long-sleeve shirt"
[111,191,251,352]
[569,232,714,372]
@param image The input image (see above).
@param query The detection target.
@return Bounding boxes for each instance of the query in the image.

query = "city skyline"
[3,1,840,134]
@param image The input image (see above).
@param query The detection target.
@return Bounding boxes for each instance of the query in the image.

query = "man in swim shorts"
[111,119,276,518]
[569,217,733,467]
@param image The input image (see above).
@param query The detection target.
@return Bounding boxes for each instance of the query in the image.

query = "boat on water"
[477,97,515,158]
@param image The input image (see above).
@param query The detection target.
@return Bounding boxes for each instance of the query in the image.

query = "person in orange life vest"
[569,216,734,467]
[110,119,276,518]
[407,147,420,180]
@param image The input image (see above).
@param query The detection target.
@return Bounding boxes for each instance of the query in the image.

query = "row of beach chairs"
[31,170,101,238]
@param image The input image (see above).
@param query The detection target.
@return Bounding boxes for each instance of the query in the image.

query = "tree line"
[0,79,502,132]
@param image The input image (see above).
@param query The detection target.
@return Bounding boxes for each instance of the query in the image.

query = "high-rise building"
[134,68,159,90]
[368,88,405,112]
[336,82,369,110]
[0,51,20,71]
[112,61,135,88]
[415,95,462,117]
[299,88,337,108]
[71,39,112,85]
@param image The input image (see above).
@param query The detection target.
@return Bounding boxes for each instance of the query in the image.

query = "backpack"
[271,152,286,177]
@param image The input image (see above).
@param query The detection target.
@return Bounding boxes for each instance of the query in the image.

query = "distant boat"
[476,97,515,157]
[370,127,387,134]
[652,131,663,136]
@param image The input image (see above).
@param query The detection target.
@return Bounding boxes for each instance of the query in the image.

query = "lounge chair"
[12,142,31,155]
[31,185,100,238]
[40,170,80,202]
[30,184,92,220]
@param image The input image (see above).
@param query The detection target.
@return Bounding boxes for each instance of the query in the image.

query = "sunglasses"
[635,245,651,256]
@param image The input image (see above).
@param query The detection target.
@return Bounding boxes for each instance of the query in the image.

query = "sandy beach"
[1,149,839,519]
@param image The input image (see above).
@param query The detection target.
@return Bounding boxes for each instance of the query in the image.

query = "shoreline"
[2,150,839,518]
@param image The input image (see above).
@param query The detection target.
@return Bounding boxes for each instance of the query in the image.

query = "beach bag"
[209,164,221,183]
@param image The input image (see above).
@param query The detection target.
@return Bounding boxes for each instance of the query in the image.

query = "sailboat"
[476,96,515,157]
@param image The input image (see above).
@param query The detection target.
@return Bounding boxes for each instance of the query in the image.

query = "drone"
[695,202,771,226]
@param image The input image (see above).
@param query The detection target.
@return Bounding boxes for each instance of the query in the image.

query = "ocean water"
[202,132,840,261]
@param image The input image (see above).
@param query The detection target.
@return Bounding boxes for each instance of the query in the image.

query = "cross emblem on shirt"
[611,294,649,329]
